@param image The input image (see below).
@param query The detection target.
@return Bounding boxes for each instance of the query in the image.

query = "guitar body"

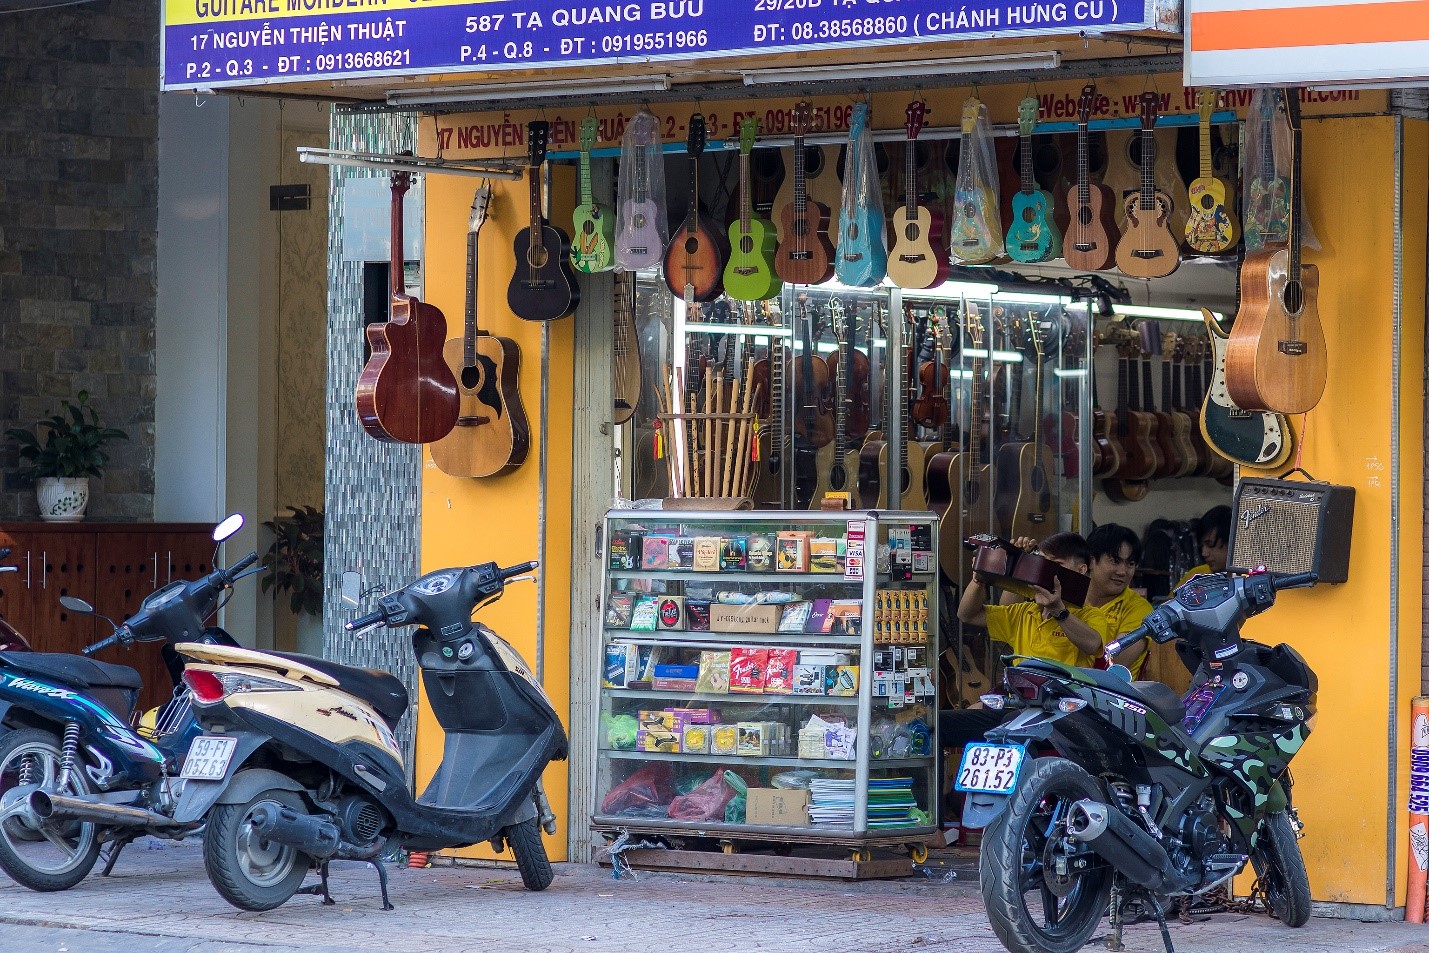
[1184,175,1240,255]
[856,438,928,511]
[948,187,1000,264]
[611,272,642,425]
[1006,189,1062,263]
[662,220,728,302]
[835,205,888,287]
[1243,176,1290,250]
[1224,251,1327,414]
[570,202,615,273]
[1063,182,1118,271]
[1161,411,1197,478]
[808,443,861,509]
[1200,310,1293,468]
[724,217,781,302]
[1115,191,1181,279]
[507,222,580,322]
[1044,410,1080,479]
[1091,408,1122,477]
[357,297,461,445]
[995,442,1057,540]
[1115,411,1160,481]
[774,200,835,285]
[614,200,664,269]
[1150,411,1184,478]
[430,334,529,477]
[806,146,844,239]
[887,205,950,289]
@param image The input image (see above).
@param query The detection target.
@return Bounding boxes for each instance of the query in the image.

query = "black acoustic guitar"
[507,121,580,322]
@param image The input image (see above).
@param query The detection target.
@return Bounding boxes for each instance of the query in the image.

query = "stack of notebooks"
[807,777,918,829]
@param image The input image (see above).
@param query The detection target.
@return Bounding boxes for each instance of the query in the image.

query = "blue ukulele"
[1006,97,1062,264]
[834,103,888,287]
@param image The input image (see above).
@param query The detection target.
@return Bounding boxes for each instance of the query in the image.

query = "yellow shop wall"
[415,149,577,862]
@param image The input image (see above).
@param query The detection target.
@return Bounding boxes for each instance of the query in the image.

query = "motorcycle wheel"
[0,728,101,891]
[505,816,553,891]
[1251,811,1311,927]
[980,758,1113,953]
[204,788,311,911]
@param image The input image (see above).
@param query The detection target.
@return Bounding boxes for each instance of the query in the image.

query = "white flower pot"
[35,477,90,522]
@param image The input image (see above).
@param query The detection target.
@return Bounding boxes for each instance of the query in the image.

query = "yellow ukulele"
[1184,89,1240,255]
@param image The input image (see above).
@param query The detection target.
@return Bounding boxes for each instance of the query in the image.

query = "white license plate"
[180,735,237,780]
[953,743,1025,795]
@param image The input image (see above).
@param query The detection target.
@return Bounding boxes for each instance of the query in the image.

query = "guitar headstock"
[958,98,978,137]
[579,116,598,153]
[738,116,758,154]
[1025,310,1045,359]
[849,102,869,140]
[390,169,411,195]
[906,100,929,141]
[962,300,984,350]
[687,113,708,156]
[1138,92,1159,131]
[468,181,492,234]
[1196,88,1217,124]
[791,102,813,138]
[1077,84,1096,124]
[526,121,550,167]
[1163,330,1181,360]
[1017,97,1039,138]
[828,297,845,342]
[1138,318,1162,357]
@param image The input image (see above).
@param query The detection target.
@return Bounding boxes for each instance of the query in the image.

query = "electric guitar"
[1007,97,1062,263]
[432,183,531,477]
[1199,308,1293,468]
[947,97,1002,266]
[1115,93,1181,279]
[810,300,861,509]
[662,114,728,302]
[774,102,836,285]
[614,109,665,270]
[1184,89,1240,255]
[1193,334,1236,480]
[611,270,642,425]
[1063,84,1118,271]
[507,121,580,322]
[857,307,928,510]
[834,103,888,287]
[724,117,782,302]
[570,117,615,274]
[1243,89,1291,251]
[888,100,953,288]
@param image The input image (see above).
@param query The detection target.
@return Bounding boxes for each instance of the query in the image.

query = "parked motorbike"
[0,515,253,892]
[0,548,33,651]
[965,570,1318,953]
[176,559,567,912]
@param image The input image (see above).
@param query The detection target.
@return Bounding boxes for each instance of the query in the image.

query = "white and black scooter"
[175,560,566,911]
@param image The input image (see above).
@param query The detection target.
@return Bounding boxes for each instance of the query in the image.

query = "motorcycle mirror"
[212,514,245,543]
[59,595,95,615]
[340,571,363,608]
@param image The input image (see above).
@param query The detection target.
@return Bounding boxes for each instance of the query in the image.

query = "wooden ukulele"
[1104,330,1158,498]
[1042,318,1083,480]
[663,114,728,303]
[1169,332,1214,477]
[431,184,530,478]
[724,118,782,302]
[1089,331,1124,478]
[570,117,615,274]
[927,300,994,580]
[1139,320,1191,479]
[1007,97,1062,264]
[1184,89,1240,255]
[1154,326,1199,478]
[1243,89,1291,251]
[507,122,580,322]
[810,300,861,509]
[858,307,928,509]
[834,103,888,288]
[356,171,460,445]
[614,110,665,270]
[1200,308,1293,468]
[774,103,835,285]
[889,100,954,287]
[1115,93,1181,279]
[1103,112,1188,242]
[1001,315,1058,539]
[611,270,641,425]
[1226,92,1326,415]
[947,98,1001,267]
[1064,84,1118,271]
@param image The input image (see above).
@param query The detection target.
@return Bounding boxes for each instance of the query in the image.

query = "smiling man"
[1085,523,1154,676]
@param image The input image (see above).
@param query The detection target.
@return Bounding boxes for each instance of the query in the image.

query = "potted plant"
[261,505,325,655]
[4,391,129,522]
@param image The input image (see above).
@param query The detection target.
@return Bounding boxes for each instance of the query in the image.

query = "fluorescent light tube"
[1067,302,1226,323]
[742,52,1059,87]
[388,75,671,107]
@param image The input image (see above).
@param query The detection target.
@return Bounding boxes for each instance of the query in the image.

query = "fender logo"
[316,706,359,721]
[1239,505,1270,528]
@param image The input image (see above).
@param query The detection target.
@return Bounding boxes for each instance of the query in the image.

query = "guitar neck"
[528,166,544,253]
[1198,111,1213,180]
[1288,99,1304,281]
[1020,132,1034,192]
[579,150,593,206]
[904,136,917,216]
[389,177,407,297]
[464,230,478,364]
[739,151,751,233]
[686,155,700,233]
[1140,127,1155,209]
[1076,120,1090,204]
[633,150,648,204]
[793,136,807,215]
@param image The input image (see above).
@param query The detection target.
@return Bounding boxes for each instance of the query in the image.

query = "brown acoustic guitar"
[857,307,928,510]
[1225,92,1327,415]
[431,184,530,478]
[1064,84,1118,271]
[774,102,835,285]
[1103,329,1157,501]
[1114,92,1181,279]
[662,113,728,303]
[356,171,460,445]
[1002,315,1058,540]
[1139,320,1190,479]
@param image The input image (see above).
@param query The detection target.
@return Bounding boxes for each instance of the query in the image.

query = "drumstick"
[703,370,714,497]
[723,369,744,496]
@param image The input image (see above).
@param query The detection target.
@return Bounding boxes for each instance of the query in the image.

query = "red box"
[729,647,770,694]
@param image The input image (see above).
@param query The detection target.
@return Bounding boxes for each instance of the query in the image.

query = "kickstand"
[370,856,394,911]
[100,836,133,877]
[297,861,336,905]
[1106,876,1125,952]
[1151,896,1177,953]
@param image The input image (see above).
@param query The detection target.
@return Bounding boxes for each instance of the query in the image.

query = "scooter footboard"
[419,724,562,817]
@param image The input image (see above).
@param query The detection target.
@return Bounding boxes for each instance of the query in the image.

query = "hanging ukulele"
[570,117,614,274]
[888,100,954,287]
[947,97,1002,266]
[774,102,835,285]
[1063,84,1118,271]
[724,117,781,302]
[356,170,460,445]
[1184,89,1241,255]
[1115,92,1181,279]
[663,113,728,303]
[1006,97,1062,264]
[614,109,667,270]
[431,183,530,477]
[1243,89,1291,251]
[507,121,580,322]
[834,103,888,288]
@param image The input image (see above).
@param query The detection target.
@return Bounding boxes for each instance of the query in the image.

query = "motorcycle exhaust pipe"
[1066,799,1193,893]
[29,791,182,830]
[248,803,341,860]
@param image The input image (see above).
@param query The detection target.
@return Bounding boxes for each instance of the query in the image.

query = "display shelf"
[605,689,860,706]
[604,631,864,648]
[602,748,857,769]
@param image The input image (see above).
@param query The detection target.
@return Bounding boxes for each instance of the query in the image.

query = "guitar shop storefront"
[161,3,1428,915]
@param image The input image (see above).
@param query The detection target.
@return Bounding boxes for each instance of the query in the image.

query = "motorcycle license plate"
[180,735,237,780]
[954,743,1025,795]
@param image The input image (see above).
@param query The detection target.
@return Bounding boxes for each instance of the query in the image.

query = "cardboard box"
[745,788,810,827]
[709,603,781,633]
[608,531,643,571]
[603,644,639,688]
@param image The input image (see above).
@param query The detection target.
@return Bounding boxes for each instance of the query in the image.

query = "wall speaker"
[1228,478,1355,583]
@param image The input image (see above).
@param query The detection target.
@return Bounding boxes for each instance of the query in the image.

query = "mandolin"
[431,183,530,478]
[888,100,953,287]
[1243,89,1291,251]
[614,109,666,270]
[1007,97,1062,264]
[570,117,615,274]
[1199,308,1293,468]
[1115,93,1181,279]
[1225,92,1326,415]
[724,118,782,302]
[857,307,928,510]
[946,97,1001,267]
[356,171,460,445]
[1184,89,1241,255]
[1064,84,1118,271]
[834,103,888,288]
[663,114,728,303]
[1139,320,1190,479]
[611,270,642,424]
[507,121,580,322]
[775,102,836,285]
[809,299,861,509]
[1001,315,1058,539]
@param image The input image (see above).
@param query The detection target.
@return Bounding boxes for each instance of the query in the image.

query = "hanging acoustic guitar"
[1115,92,1181,279]
[1006,97,1062,263]
[724,117,782,302]
[774,102,835,285]
[507,121,580,322]
[1063,84,1117,271]
[570,117,615,274]
[1200,308,1292,468]
[889,99,954,286]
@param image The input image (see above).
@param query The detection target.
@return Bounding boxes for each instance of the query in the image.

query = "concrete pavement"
[0,839,1425,953]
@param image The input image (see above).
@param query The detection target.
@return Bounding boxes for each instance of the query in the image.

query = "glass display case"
[593,509,939,845]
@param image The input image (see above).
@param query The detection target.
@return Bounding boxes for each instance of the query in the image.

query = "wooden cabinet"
[0,523,215,713]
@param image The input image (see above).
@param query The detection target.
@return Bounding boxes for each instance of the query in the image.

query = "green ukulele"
[570,117,615,274]
[723,117,781,302]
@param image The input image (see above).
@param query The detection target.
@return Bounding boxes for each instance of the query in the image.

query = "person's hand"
[1011,536,1037,552]
[1032,577,1066,620]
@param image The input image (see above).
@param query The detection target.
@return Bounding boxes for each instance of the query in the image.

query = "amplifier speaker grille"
[1228,478,1355,583]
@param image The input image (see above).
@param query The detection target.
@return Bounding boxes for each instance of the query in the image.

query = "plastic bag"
[1242,88,1319,252]
[949,97,1004,264]
[601,713,638,750]
[614,109,669,271]
[667,771,737,822]
[601,762,674,816]
[834,102,889,287]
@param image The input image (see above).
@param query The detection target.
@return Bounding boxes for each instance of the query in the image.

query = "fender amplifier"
[1228,477,1355,583]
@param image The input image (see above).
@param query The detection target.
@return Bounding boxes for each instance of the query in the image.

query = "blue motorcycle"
[0,515,254,891]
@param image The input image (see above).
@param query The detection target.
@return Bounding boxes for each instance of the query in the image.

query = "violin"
[910,311,950,430]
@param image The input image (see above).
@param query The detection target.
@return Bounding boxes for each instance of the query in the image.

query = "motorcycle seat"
[0,651,144,692]
[268,651,409,723]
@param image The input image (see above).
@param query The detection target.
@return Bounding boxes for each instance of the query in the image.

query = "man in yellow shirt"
[1086,524,1154,677]
[1177,505,1231,589]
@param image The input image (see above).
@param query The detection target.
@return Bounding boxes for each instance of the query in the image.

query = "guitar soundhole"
[684,236,699,255]
[899,467,911,492]
[1281,280,1304,315]
[461,365,483,390]
[1020,207,1036,223]
[830,467,847,491]
[903,223,919,241]
[739,236,754,255]
[631,214,647,228]
[581,220,596,235]
[845,222,859,239]
[526,246,550,269]
[1076,207,1093,226]
[1199,194,1215,211]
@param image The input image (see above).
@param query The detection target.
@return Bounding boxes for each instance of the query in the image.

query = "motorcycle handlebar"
[83,629,126,656]
[345,610,385,632]
[1273,572,1318,591]
[226,550,259,579]
[1104,627,1149,661]
[501,560,539,580]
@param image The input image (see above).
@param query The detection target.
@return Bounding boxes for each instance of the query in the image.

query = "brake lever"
[505,575,537,585]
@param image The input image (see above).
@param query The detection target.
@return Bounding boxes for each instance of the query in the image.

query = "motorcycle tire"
[0,728,101,891]
[1251,810,1311,927]
[204,788,312,911]
[505,817,553,891]
[980,758,1113,953]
